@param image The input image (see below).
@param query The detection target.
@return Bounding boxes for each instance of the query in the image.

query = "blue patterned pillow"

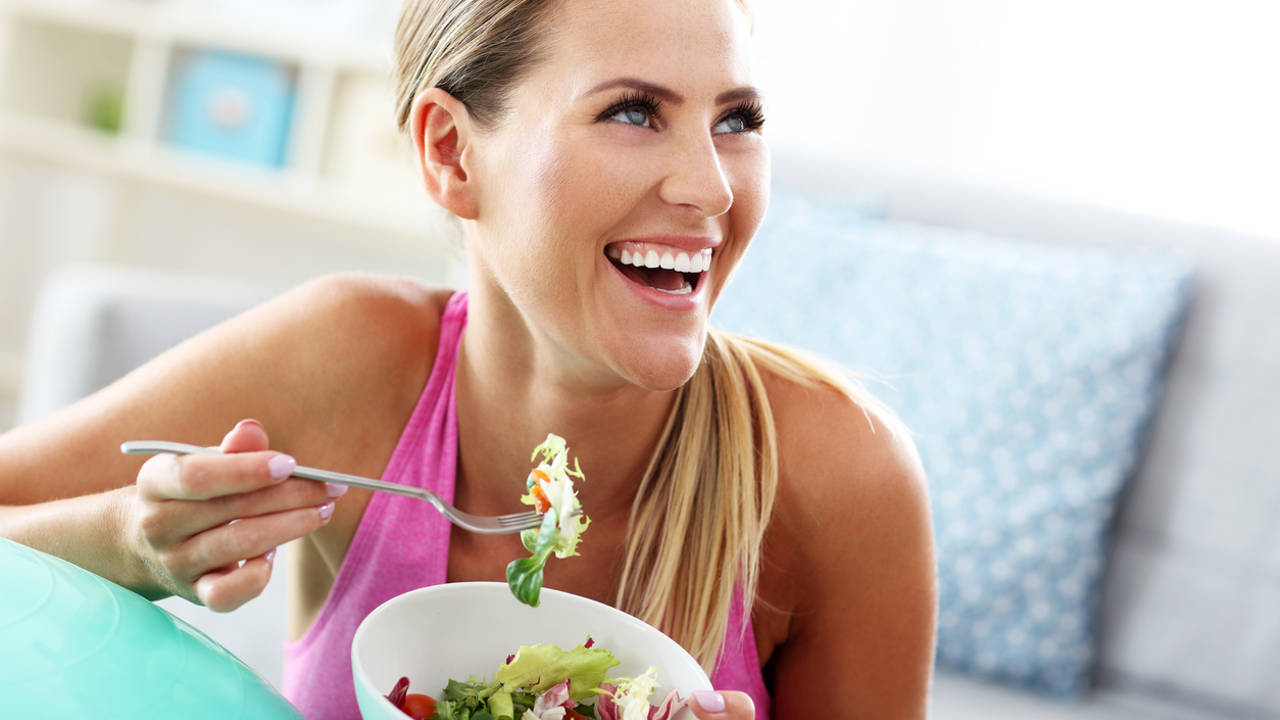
[713,192,1194,697]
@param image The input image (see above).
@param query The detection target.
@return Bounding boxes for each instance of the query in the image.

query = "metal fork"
[120,440,545,535]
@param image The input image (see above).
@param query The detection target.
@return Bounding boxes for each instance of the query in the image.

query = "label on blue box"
[167,50,297,169]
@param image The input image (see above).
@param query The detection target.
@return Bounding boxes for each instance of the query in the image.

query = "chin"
[615,332,707,392]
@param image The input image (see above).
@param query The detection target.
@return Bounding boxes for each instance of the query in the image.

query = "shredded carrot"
[529,469,552,513]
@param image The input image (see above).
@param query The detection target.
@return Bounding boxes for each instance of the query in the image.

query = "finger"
[141,476,340,544]
[193,553,276,613]
[689,691,754,719]
[166,502,333,581]
[137,449,296,501]
[220,418,270,454]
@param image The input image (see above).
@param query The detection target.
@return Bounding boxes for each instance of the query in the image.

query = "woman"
[0,0,936,717]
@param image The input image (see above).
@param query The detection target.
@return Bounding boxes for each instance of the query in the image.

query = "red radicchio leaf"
[597,684,621,720]
[648,689,688,720]
[386,676,410,708]
[533,678,574,714]
[585,636,595,648]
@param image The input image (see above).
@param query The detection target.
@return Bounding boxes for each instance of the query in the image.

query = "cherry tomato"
[402,693,436,719]
[564,708,591,720]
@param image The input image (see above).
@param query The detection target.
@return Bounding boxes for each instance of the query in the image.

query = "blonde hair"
[393,0,873,672]
[618,330,887,669]
[394,0,555,132]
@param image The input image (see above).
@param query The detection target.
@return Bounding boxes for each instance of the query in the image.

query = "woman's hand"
[689,691,754,720]
[125,418,343,611]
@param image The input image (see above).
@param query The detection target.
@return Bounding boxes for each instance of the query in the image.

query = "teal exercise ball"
[0,537,303,719]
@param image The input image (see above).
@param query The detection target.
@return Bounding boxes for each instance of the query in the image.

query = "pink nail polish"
[268,454,296,480]
[326,482,349,498]
[265,547,277,564]
[318,502,336,521]
[693,691,725,713]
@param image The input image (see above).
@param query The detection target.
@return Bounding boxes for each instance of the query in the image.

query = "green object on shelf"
[0,537,304,719]
[86,86,124,134]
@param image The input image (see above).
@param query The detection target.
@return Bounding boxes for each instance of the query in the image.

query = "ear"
[409,87,479,220]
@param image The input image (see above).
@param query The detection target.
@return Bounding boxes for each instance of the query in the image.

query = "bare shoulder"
[757,362,936,718]
[763,367,929,547]
[272,273,447,358]
[248,274,454,451]
[265,273,449,360]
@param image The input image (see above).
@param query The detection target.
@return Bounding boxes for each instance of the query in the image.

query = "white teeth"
[608,244,714,274]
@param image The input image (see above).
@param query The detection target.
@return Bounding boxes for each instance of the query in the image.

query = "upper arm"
[0,273,445,505]
[765,381,937,720]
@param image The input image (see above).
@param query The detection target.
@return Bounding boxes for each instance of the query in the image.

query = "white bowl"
[352,582,711,719]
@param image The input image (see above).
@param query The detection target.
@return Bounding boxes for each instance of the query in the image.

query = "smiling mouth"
[605,245,711,295]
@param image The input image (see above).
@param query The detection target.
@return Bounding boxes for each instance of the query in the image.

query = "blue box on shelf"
[166,50,296,169]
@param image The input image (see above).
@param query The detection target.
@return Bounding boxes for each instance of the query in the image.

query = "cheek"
[721,146,772,266]
[532,139,650,227]
[484,136,631,313]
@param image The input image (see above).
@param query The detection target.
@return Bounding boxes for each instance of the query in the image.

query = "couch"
[16,166,1280,718]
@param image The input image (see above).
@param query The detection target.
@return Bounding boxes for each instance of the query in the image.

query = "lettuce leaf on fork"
[505,434,590,607]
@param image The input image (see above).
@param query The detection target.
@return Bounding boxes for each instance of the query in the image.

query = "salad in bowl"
[351,583,711,720]
[384,639,690,720]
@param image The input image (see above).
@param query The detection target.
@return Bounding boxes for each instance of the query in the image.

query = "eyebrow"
[580,77,761,106]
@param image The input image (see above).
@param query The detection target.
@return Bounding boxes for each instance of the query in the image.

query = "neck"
[453,283,677,525]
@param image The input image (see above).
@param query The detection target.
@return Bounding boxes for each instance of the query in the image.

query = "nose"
[658,132,734,218]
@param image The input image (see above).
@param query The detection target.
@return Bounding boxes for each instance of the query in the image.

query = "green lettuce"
[429,678,511,720]
[495,642,620,702]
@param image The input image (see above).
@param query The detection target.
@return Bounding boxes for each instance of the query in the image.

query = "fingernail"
[268,454,296,479]
[326,482,349,498]
[318,501,335,521]
[693,691,725,714]
[265,547,277,564]
[235,418,262,431]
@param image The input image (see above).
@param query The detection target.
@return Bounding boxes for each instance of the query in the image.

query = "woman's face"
[464,0,769,391]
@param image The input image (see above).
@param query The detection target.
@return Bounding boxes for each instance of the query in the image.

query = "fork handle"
[119,440,435,503]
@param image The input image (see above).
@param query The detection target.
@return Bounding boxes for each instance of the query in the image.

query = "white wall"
[753,0,1280,238]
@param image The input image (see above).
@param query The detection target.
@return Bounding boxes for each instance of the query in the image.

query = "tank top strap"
[710,585,773,720]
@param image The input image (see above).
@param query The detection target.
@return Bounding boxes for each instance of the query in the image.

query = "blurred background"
[0,0,1277,428]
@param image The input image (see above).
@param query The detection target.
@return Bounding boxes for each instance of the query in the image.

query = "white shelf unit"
[0,0,446,244]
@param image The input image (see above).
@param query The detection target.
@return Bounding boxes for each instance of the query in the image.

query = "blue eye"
[713,101,766,135]
[612,106,652,127]
[713,115,747,134]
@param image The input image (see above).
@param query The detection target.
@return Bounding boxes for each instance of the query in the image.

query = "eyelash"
[596,90,663,127]
[595,90,766,133]
[724,99,766,132]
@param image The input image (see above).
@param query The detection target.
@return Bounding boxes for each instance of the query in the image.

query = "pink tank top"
[282,291,771,719]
